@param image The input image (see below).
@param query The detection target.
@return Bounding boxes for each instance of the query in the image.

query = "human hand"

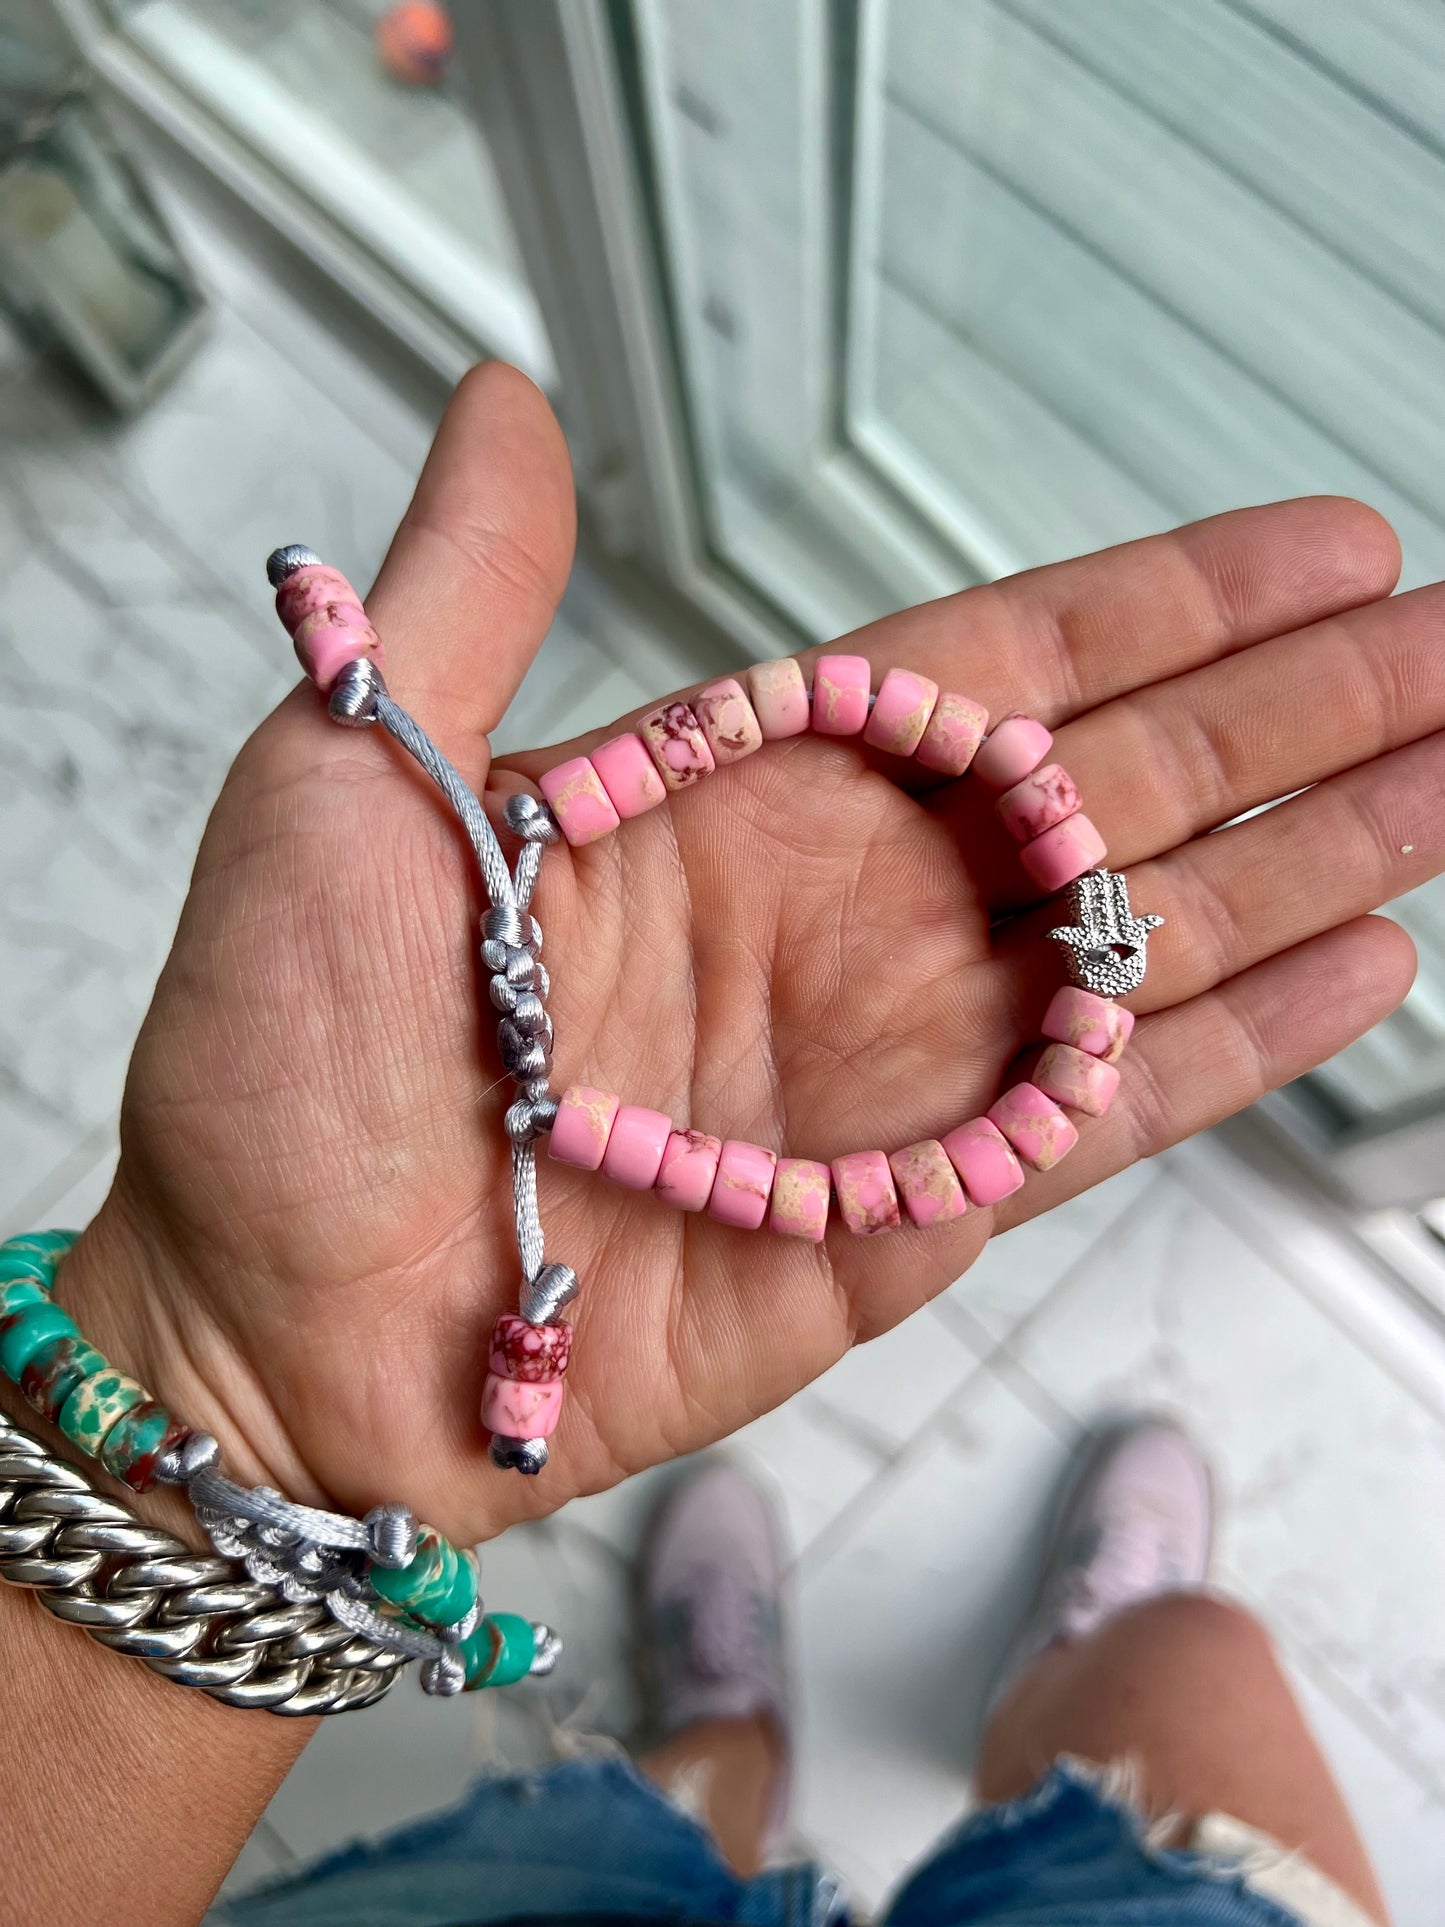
[58,366,1444,1543]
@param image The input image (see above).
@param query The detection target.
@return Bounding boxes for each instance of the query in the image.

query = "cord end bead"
[489,1435,549,1475]
[265,544,321,587]
[328,656,386,727]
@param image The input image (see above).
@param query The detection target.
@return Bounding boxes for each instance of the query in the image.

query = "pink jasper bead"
[811,654,872,736]
[997,764,1081,844]
[591,732,667,818]
[481,1372,564,1440]
[768,1158,831,1241]
[708,1140,778,1230]
[549,1085,620,1170]
[888,1140,968,1228]
[275,563,363,635]
[638,701,715,790]
[1034,1042,1120,1119]
[1042,987,1134,1064]
[656,1129,723,1212]
[602,1105,673,1190]
[864,667,939,756]
[694,678,763,765]
[539,757,621,847]
[1019,814,1107,892]
[747,658,810,738]
[972,716,1054,791]
[988,1083,1079,1172]
[831,1149,901,1236]
[292,603,384,691]
[488,1313,572,1383]
[940,1118,1024,1205]
[915,690,989,777]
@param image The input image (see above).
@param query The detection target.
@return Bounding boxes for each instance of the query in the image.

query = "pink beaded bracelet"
[270,552,1162,1479]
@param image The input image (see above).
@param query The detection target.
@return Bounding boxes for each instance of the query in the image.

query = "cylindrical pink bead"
[591,732,667,819]
[1019,814,1107,892]
[941,1118,1024,1206]
[708,1140,778,1230]
[481,1372,564,1440]
[488,1314,572,1383]
[768,1158,831,1241]
[811,655,872,736]
[888,1140,968,1228]
[602,1105,673,1190]
[997,765,1081,844]
[915,691,989,776]
[988,1083,1079,1172]
[694,678,763,765]
[292,603,384,690]
[972,716,1054,791]
[1042,987,1135,1064]
[275,564,363,635]
[539,757,621,847]
[638,701,715,790]
[864,668,939,756]
[831,1149,901,1235]
[747,659,810,738]
[1034,1042,1120,1119]
[549,1085,620,1170]
[656,1129,723,1212]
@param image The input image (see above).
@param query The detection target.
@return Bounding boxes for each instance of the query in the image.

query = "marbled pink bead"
[539,756,621,847]
[638,701,716,790]
[747,658,810,738]
[988,1082,1079,1172]
[708,1140,778,1230]
[549,1085,620,1170]
[971,716,1054,791]
[602,1105,673,1190]
[1019,813,1107,892]
[656,1129,723,1212]
[292,603,384,690]
[915,690,989,777]
[275,564,363,635]
[811,654,872,736]
[888,1140,968,1228]
[591,731,667,819]
[1042,987,1134,1064]
[767,1158,831,1241]
[694,678,763,765]
[997,764,1081,844]
[1034,1042,1120,1119]
[481,1372,564,1439]
[488,1313,572,1383]
[831,1149,901,1236]
[940,1118,1025,1205]
[864,667,939,756]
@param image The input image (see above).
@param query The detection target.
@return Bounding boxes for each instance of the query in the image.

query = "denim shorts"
[211,1755,1334,1927]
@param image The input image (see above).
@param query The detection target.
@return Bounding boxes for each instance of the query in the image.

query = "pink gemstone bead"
[656,1129,723,1212]
[481,1372,564,1440]
[591,732,667,819]
[768,1158,831,1241]
[915,691,989,777]
[693,678,763,765]
[940,1118,1025,1205]
[997,764,1081,844]
[549,1085,620,1170]
[602,1105,673,1190]
[864,668,939,756]
[747,658,810,738]
[292,603,384,691]
[972,716,1054,791]
[988,1083,1079,1172]
[1019,814,1107,892]
[831,1149,901,1236]
[1042,987,1135,1064]
[275,564,363,635]
[811,654,872,736]
[488,1314,573,1383]
[888,1140,968,1228]
[638,701,715,790]
[1034,1042,1120,1119]
[539,757,622,847]
[708,1140,778,1230]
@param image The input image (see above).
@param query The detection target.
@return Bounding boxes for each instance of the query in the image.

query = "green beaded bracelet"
[0,1301,80,1382]
[460,1611,537,1689]
[369,1526,480,1629]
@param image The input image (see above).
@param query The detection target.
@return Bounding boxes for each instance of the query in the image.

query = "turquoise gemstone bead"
[369,1527,479,1629]
[0,1231,77,1283]
[20,1335,108,1424]
[100,1400,188,1492]
[0,1253,52,1288]
[0,1302,80,1383]
[461,1612,537,1690]
[0,1277,53,1318]
[58,1367,147,1456]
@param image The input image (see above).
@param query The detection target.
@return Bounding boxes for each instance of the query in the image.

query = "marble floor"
[3,169,1445,1925]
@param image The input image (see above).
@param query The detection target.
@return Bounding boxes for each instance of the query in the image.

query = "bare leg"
[639,1714,784,1879]
[979,1592,1388,1925]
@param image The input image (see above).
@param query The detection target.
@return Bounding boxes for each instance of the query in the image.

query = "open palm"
[62,367,1444,1547]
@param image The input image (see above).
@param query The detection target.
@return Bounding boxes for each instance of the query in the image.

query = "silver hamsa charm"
[1046,869,1163,998]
